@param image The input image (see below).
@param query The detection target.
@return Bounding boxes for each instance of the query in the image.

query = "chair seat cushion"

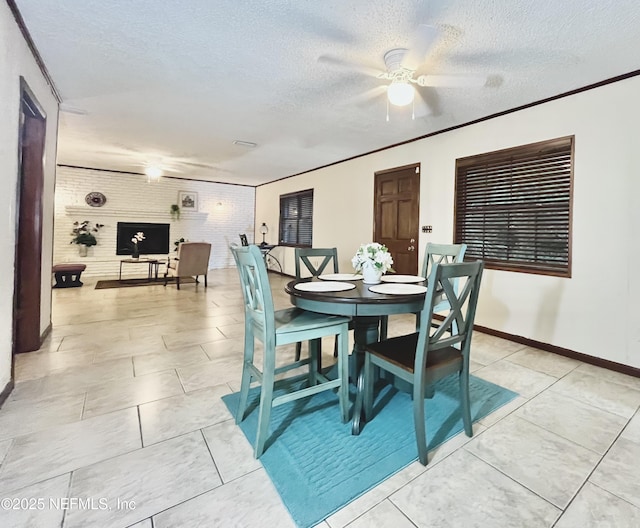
[366,333,462,376]
[52,263,86,272]
[275,307,350,334]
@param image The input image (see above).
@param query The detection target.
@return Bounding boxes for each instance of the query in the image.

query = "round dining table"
[285,276,426,433]
[286,277,425,343]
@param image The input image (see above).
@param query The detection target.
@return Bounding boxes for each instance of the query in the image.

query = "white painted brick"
[54,167,255,277]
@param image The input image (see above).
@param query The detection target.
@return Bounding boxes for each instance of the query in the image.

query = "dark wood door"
[14,112,45,353]
[373,164,420,275]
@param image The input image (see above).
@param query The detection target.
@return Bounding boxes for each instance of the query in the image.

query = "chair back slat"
[231,245,275,337]
[416,261,484,369]
[421,243,467,277]
[420,243,467,311]
[295,248,339,278]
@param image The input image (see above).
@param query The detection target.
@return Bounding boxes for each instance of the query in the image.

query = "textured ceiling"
[14,0,640,186]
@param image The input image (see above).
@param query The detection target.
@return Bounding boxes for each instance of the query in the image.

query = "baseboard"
[473,323,640,379]
[0,380,14,409]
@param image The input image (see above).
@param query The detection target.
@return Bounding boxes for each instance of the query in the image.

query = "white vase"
[362,262,383,284]
[78,245,88,257]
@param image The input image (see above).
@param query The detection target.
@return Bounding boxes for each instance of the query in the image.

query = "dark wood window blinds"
[454,136,573,276]
[279,189,313,247]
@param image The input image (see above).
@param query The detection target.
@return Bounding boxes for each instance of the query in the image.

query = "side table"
[119,258,160,281]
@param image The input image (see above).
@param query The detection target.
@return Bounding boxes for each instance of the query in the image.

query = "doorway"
[13,80,47,362]
[373,164,420,275]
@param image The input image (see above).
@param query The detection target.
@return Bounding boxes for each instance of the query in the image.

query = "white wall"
[0,3,59,392]
[256,75,640,369]
[54,167,256,277]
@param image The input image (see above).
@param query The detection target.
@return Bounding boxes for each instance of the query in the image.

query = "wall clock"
[85,192,107,207]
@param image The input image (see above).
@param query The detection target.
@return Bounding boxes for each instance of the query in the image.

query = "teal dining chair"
[231,244,350,458]
[361,260,484,465]
[294,247,341,361]
[294,247,340,278]
[379,243,466,340]
[416,243,467,330]
[421,243,467,282]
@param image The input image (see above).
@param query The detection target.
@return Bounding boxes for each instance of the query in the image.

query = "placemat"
[368,283,427,295]
[294,281,356,292]
[318,273,363,281]
[381,274,426,283]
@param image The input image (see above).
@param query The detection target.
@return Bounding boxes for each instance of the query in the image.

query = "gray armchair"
[164,242,211,290]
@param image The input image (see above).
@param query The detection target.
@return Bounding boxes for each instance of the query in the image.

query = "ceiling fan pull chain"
[386,98,390,122]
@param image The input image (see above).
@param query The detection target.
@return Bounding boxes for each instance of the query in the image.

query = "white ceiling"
[14,0,640,186]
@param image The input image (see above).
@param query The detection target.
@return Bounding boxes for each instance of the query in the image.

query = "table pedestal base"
[350,316,384,435]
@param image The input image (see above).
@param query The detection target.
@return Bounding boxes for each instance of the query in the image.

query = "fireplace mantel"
[64,206,208,221]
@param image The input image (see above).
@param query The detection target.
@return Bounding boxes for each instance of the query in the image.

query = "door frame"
[12,77,47,372]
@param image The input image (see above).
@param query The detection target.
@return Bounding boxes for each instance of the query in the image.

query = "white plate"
[381,274,426,283]
[294,281,356,292]
[368,283,427,295]
[318,273,363,281]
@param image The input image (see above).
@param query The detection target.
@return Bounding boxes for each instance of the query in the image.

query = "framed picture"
[178,191,198,211]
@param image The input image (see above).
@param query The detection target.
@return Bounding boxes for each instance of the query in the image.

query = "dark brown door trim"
[13,78,47,367]
[374,163,421,177]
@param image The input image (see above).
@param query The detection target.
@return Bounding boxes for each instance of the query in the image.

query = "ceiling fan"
[319,24,488,118]
[93,144,229,180]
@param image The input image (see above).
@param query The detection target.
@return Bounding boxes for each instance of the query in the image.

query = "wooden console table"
[119,258,164,281]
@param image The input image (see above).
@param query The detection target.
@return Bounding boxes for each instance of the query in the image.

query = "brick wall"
[54,167,256,277]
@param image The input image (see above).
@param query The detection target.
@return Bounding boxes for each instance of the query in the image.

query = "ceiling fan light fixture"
[144,165,163,181]
[387,81,415,107]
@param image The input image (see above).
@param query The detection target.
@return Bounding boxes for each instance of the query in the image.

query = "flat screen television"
[116,222,170,255]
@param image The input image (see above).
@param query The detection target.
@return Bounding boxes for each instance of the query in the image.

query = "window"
[454,136,573,276]
[279,189,313,247]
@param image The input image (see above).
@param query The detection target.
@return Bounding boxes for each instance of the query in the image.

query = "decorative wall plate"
[85,192,106,207]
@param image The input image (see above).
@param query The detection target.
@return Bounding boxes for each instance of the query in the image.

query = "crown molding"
[7,0,61,103]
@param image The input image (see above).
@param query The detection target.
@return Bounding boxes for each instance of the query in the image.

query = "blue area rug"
[222,374,517,528]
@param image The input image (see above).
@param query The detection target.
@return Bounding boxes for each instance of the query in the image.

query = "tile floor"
[1,268,639,527]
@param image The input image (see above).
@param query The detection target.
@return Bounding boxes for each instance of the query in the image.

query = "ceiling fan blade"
[181,161,218,169]
[347,85,387,106]
[416,86,441,117]
[415,88,440,117]
[401,24,441,71]
[415,74,488,88]
[413,94,431,118]
[317,55,386,78]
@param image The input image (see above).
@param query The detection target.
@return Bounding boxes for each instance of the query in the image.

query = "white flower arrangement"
[351,242,394,274]
[131,232,145,246]
[130,232,145,257]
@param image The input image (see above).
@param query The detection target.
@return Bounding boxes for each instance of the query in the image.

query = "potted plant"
[352,242,394,284]
[170,204,180,220]
[71,220,103,256]
[173,237,186,252]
